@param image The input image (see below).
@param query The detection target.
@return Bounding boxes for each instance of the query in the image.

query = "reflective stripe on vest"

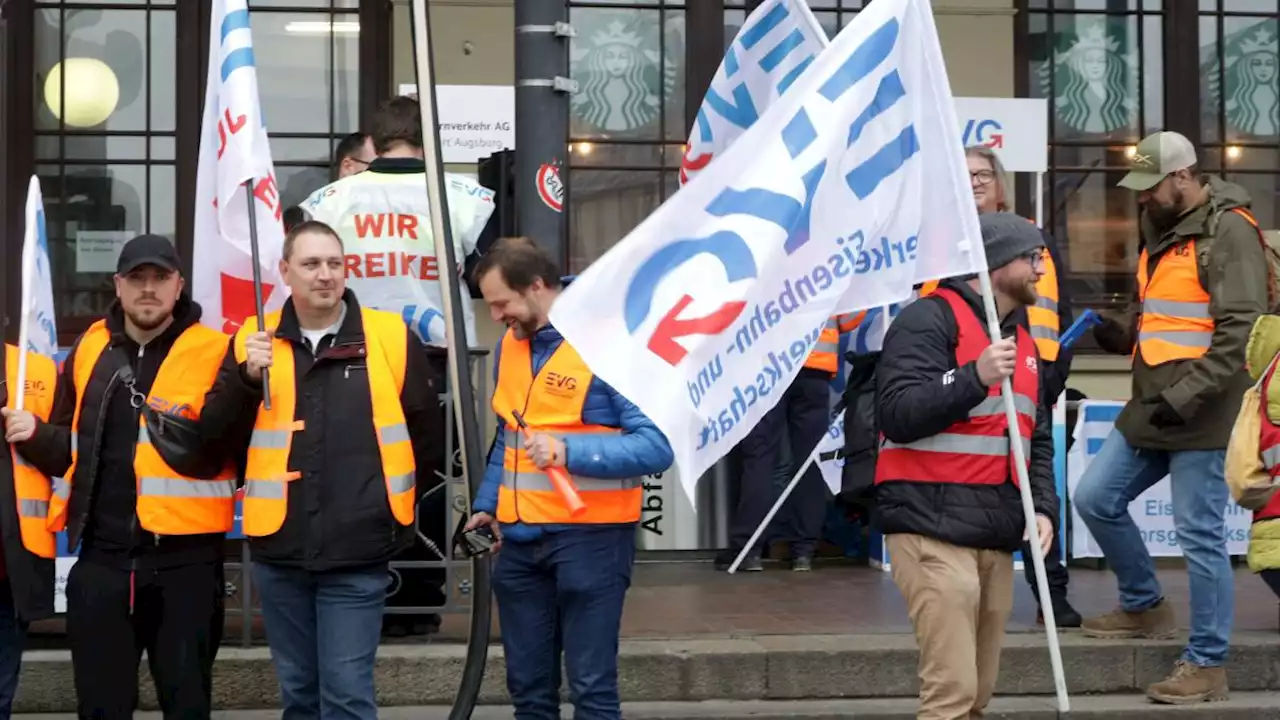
[1028,248,1061,362]
[803,318,841,374]
[52,322,237,536]
[873,287,1040,487]
[4,345,57,558]
[234,307,416,538]
[492,330,643,525]
[1136,233,1215,365]
[1253,363,1280,523]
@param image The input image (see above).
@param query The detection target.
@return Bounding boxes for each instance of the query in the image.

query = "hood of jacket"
[1142,176,1252,258]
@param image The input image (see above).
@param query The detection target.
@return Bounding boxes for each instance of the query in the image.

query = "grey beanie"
[979,211,1045,270]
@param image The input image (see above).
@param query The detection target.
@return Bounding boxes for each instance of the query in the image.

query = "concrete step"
[13,631,1280,713]
[14,694,1280,719]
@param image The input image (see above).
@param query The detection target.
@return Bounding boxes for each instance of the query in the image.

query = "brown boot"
[1080,601,1176,639]
[1146,660,1229,704]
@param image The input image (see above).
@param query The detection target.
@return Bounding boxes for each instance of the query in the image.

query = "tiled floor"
[26,558,1279,648]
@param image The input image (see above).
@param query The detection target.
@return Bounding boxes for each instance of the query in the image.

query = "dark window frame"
[0,0,391,345]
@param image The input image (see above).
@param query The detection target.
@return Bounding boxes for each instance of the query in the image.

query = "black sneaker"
[1037,596,1083,628]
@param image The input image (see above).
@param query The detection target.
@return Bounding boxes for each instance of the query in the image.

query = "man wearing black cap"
[4,234,237,719]
[873,212,1061,719]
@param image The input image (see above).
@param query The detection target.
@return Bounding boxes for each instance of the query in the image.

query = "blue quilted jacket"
[472,323,674,543]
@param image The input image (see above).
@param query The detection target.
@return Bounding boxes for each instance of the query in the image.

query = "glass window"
[33,3,177,340]
[1027,4,1164,343]
[1201,5,1280,249]
[30,1,363,339]
[567,2,686,271]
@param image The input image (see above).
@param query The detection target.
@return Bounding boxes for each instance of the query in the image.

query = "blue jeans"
[1073,429,1233,667]
[0,580,26,719]
[252,562,389,720]
[492,526,636,720]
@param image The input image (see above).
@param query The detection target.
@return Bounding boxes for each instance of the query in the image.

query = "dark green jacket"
[1094,177,1270,450]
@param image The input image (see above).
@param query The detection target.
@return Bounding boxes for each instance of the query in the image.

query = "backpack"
[1208,206,1280,313]
[838,350,881,517]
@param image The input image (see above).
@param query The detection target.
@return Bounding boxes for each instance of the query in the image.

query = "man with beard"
[463,236,673,720]
[874,212,1058,720]
[2,234,237,719]
[1073,131,1270,704]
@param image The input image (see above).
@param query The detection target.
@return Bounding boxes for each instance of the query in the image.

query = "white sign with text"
[397,84,515,164]
[952,97,1048,174]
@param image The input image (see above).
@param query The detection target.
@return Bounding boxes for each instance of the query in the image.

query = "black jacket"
[0,352,55,622]
[197,290,445,571]
[18,297,230,570]
[873,279,1060,552]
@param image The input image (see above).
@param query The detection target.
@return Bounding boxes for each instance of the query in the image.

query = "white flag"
[549,0,987,497]
[681,0,827,186]
[192,0,287,334]
[15,176,60,410]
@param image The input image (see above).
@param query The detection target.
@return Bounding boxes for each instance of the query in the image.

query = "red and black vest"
[874,287,1039,487]
[1254,364,1280,522]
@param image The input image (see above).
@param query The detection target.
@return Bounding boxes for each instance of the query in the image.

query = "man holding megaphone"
[464,236,673,720]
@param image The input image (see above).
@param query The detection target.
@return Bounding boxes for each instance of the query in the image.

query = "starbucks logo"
[1205,23,1279,138]
[1037,21,1139,136]
[570,12,681,134]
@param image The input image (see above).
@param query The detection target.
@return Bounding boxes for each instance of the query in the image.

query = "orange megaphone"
[512,410,587,517]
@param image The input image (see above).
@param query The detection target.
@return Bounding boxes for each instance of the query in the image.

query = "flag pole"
[243,179,272,411]
[14,176,40,412]
[409,2,491,718]
[727,407,845,574]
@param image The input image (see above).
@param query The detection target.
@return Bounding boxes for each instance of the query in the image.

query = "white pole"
[728,409,844,574]
[974,269,1069,712]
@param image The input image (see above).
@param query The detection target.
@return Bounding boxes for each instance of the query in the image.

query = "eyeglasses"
[1021,249,1047,266]
[970,169,996,185]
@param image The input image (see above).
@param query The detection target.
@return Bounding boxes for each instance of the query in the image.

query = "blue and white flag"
[550,0,988,495]
[16,175,59,409]
[681,0,827,186]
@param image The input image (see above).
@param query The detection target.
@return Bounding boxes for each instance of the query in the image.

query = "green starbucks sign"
[569,11,681,135]
[1205,22,1280,139]
[1038,20,1140,136]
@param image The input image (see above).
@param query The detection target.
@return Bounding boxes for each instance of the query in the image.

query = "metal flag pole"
[409,2,492,718]
[243,179,271,410]
[728,407,845,574]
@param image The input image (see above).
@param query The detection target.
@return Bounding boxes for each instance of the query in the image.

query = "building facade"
[1,0,1279,399]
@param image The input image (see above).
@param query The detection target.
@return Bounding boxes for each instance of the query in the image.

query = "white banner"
[193,0,287,334]
[19,176,59,361]
[680,0,827,187]
[953,96,1049,174]
[1067,401,1251,558]
[550,0,987,498]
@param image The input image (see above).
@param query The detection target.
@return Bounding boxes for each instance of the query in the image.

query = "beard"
[1145,190,1186,231]
[124,306,169,331]
[996,276,1038,307]
[510,316,540,341]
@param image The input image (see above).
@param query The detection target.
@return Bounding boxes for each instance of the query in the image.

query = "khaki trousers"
[887,533,1015,720]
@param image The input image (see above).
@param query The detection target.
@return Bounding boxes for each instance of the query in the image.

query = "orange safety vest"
[1029,250,1061,361]
[874,287,1039,487]
[1132,208,1250,364]
[492,330,642,525]
[919,280,940,297]
[4,345,57,559]
[233,307,416,537]
[48,322,237,535]
[803,317,842,374]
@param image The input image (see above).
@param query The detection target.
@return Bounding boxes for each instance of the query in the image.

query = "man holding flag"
[0,176,60,718]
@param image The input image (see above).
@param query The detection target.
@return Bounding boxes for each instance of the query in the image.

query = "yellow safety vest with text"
[4,345,57,559]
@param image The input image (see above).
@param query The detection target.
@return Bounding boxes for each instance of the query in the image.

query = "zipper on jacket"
[127,342,149,615]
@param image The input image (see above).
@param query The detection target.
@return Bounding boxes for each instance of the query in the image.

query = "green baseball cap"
[1118,131,1197,191]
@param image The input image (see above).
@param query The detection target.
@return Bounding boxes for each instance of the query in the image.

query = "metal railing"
[222,349,492,647]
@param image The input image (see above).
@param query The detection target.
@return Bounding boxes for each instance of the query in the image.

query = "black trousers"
[730,373,832,557]
[1021,531,1070,603]
[66,558,224,720]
